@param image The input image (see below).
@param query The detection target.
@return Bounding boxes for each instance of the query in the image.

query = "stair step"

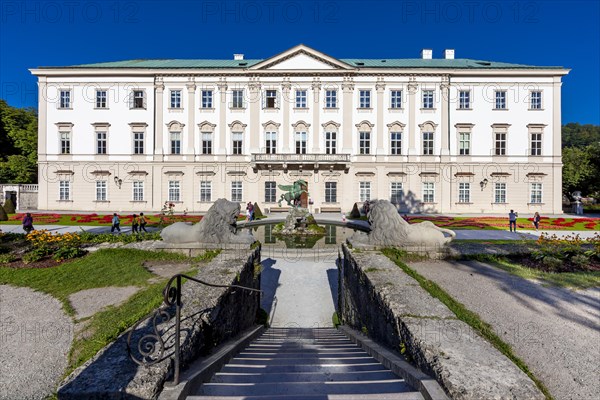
[211,370,399,383]
[190,394,423,400]
[236,351,369,359]
[228,356,378,365]
[200,380,414,396]
[221,363,388,374]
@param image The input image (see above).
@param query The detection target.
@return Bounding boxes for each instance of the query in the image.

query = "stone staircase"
[188,327,424,399]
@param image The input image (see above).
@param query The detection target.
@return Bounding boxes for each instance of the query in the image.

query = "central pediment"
[250,44,355,71]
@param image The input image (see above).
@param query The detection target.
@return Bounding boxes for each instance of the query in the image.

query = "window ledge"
[420,108,437,111]
[58,107,73,110]
[492,202,509,205]
[168,201,184,204]
[130,108,147,110]
[197,201,213,203]
[94,200,110,203]
[492,108,509,111]
[230,107,246,110]
[456,108,472,110]
[57,200,73,202]
[199,108,215,111]
[263,107,280,111]
[421,202,438,205]
[528,108,545,111]
[293,107,309,110]
[94,107,110,110]
[455,202,474,205]
[323,107,339,110]
[388,108,404,111]
[130,201,147,203]
[168,108,184,111]
[527,202,545,205]
[357,107,373,110]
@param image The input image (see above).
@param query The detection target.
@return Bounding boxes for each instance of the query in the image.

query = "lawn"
[0,248,218,376]
[346,215,600,230]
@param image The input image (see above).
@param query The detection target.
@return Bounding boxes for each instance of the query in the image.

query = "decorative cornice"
[166,120,185,130]
[321,120,341,129]
[355,120,375,129]
[198,121,217,132]
[55,122,74,128]
[164,170,185,176]
[419,121,439,130]
[262,120,281,129]
[91,122,111,127]
[386,121,406,130]
[228,120,248,130]
[128,122,148,128]
[292,120,311,130]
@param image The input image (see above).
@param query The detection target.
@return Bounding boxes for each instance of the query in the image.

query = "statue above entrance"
[278,179,309,207]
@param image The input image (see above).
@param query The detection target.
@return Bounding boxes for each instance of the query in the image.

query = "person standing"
[139,212,148,232]
[533,212,541,231]
[248,202,254,221]
[111,213,121,233]
[132,214,139,234]
[509,210,518,232]
[22,213,34,234]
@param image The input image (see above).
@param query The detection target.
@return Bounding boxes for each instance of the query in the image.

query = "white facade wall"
[32,46,568,214]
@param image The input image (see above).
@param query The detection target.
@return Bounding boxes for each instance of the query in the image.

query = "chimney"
[234,54,244,60]
[421,49,433,60]
[444,49,455,59]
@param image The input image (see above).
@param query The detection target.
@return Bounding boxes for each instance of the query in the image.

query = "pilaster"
[282,80,291,152]
[440,77,450,159]
[154,78,164,159]
[186,78,196,155]
[376,78,385,156]
[217,79,228,156]
[407,77,418,159]
[342,77,354,154]
[311,78,321,153]
[249,78,261,154]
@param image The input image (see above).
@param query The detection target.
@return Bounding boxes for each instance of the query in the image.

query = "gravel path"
[0,285,73,400]
[408,260,600,400]
[69,286,140,320]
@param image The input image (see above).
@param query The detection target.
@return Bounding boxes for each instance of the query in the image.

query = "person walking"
[22,213,34,234]
[132,214,139,234]
[111,213,121,233]
[533,212,541,231]
[509,210,518,232]
[139,212,148,232]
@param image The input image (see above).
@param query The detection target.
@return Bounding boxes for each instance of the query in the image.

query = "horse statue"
[278,179,309,207]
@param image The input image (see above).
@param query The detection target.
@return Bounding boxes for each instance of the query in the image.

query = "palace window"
[359,90,371,108]
[200,181,212,202]
[390,90,402,109]
[170,90,182,108]
[390,182,403,204]
[59,181,70,200]
[459,132,470,155]
[96,180,107,201]
[231,89,244,108]
[325,90,337,108]
[264,90,278,109]
[170,131,181,154]
[495,91,507,109]
[168,181,180,202]
[60,131,71,154]
[265,181,276,203]
[96,90,107,108]
[325,182,337,203]
[359,181,371,202]
[458,182,471,203]
[325,131,337,154]
[232,132,243,154]
[390,132,402,155]
[59,90,71,109]
[422,90,434,109]
[265,131,277,154]
[459,90,470,109]
[132,90,145,109]
[530,183,543,203]
[530,91,542,109]
[295,131,307,154]
[133,181,144,201]
[202,132,212,154]
[359,131,371,154]
[494,132,506,155]
[422,132,434,155]
[231,181,243,202]
[201,90,213,108]
[133,132,144,154]
[96,131,107,154]
[295,90,307,108]
[494,182,507,203]
[423,182,435,203]
[531,133,542,156]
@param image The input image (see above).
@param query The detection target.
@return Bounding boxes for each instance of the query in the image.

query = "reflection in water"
[243,223,356,248]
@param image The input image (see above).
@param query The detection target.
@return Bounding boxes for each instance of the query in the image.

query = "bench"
[267,207,290,213]
[320,207,342,213]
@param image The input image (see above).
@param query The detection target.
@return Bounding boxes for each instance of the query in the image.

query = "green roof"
[47,58,562,70]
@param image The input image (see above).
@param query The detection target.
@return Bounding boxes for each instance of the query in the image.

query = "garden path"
[408,259,600,400]
[0,285,73,400]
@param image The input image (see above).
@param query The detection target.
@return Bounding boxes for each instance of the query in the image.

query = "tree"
[2,198,15,214]
[562,147,593,195]
[562,123,600,148]
[0,100,38,184]
[0,204,7,221]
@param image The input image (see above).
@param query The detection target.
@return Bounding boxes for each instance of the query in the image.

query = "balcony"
[251,153,350,173]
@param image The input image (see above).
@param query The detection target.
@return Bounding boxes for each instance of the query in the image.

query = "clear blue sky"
[1,0,598,124]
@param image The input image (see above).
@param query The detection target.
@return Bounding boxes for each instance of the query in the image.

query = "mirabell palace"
[31,44,569,213]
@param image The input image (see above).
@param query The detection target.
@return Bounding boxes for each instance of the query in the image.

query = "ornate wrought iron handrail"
[127,273,262,385]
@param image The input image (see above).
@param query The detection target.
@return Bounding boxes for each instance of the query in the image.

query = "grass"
[0,247,221,376]
[463,254,600,289]
[381,248,554,400]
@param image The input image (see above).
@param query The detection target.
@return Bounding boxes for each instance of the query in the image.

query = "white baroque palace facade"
[31,45,569,214]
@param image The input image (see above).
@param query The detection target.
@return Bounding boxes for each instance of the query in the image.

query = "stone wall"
[339,244,544,400]
[58,247,261,400]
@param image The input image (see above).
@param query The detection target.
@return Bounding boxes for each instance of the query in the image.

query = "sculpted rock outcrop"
[161,199,254,245]
[349,200,455,253]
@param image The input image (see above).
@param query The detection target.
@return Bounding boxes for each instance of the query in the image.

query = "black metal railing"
[127,273,262,385]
